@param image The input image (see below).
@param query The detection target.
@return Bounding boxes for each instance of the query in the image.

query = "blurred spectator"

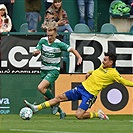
[131,1,133,15]
[44,0,53,10]
[0,0,16,32]
[47,0,73,33]
[0,14,2,28]
[25,0,41,32]
[77,0,94,31]
[41,10,57,31]
[0,4,12,33]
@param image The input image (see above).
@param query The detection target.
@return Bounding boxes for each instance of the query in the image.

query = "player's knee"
[55,95,61,100]
[54,95,61,103]
[54,94,66,102]
[57,94,68,102]
[75,113,83,120]
[37,85,42,91]
[37,85,46,93]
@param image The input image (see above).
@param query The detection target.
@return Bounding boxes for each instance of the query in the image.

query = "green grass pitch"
[0,114,133,133]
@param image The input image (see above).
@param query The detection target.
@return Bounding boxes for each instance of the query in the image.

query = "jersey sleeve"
[88,70,94,74]
[35,38,44,51]
[59,42,71,51]
[112,70,133,87]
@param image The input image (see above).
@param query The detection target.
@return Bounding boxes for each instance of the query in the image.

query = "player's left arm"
[118,76,133,87]
[69,48,82,65]
[112,71,133,87]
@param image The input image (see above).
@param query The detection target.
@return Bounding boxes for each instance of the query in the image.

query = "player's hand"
[11,0,15,3]
[85,73,90,79]
[57,20,66,26]
[32,50,40,56]
[77,57,82,65]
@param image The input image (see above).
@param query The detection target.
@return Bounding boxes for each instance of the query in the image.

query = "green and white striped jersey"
[36,37,71,71]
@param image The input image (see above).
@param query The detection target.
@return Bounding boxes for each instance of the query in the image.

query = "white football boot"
[98,109,109,120]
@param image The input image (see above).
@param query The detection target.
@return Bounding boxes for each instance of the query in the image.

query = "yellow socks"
[38,101,50,110]
[90,112,98,119]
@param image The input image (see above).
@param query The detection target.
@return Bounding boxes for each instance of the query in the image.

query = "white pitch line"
[10,129,82,133]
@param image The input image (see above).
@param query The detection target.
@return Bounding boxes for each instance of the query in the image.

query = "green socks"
[44,89,54,99]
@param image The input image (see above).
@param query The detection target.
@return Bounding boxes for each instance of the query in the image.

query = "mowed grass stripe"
[0,114,133,133]
[10,129,82,133]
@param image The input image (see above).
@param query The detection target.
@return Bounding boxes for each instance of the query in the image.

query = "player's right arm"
[32,38,43,56]
[32,50,40,57]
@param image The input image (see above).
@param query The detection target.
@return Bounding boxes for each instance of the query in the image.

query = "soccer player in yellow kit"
[24,52,133,120]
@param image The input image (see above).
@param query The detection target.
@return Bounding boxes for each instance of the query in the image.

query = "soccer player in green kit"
[31,23,82,119]
[25,52,133,120]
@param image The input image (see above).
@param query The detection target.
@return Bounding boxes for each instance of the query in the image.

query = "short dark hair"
[104,52,117,66]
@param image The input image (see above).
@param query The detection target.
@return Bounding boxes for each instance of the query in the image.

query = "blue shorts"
[65,84,97,111]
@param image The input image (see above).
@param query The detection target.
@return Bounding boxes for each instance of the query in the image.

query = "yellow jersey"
[82,64,133,96]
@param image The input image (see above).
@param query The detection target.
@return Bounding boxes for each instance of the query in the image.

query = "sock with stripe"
[90,112,98,119]
[42,89,63,113]
[43,89,63,114]
[38,101,50,110]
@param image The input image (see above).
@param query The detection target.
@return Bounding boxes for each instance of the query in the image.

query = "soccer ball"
[19,107,33,120]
